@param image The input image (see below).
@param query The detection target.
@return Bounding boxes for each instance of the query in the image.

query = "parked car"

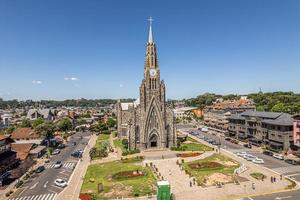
[51,149,60,155]
[207,139,214,144]
[54,161,62,169]
[212,140,221,146]
[263,150,273,157]
[231,139,239,144]
[45,159,50,163]
[273,154,284,160]
[57,144,66,149]
[225,137,231,141]
[252,158,264,164]
[54,178,67,187]
[236,152,247,157]
[285,159,299,165]
[35,166,45,173]
[243,143,252,148]
[244,154,257,161]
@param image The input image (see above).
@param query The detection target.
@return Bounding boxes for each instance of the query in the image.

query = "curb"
[220,186,300,200]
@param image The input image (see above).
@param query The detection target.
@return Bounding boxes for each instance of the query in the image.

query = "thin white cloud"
[64,77,79,81]
[32,80,43,84]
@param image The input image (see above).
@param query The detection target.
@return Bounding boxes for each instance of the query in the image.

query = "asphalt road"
[9,131,92,200]
[243,189,300,200]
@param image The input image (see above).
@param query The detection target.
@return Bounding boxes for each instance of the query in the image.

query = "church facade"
[116,20,176,150]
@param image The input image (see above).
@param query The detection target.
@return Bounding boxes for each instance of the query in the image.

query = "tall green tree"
[35,122,55,139]
[106,118,116,128]
[32,118,44,128]
[19,118,32,128]
[57,117,72,132]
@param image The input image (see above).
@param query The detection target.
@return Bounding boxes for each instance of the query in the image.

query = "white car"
[252,158,264,164]
[51,149,60,155]
[273,154,284,160]
[236,152,247,157]
[245,155,257,161]
[54,161,62,169]
[54,178,67,187]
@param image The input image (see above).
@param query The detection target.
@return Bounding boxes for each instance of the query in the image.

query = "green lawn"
[113,138,126,152]
[81,160,156,199]
[181,142,213,151]
[250,172,266,180]
[183,153,239,186]
[97,134,110,141]
[172,136,213,152]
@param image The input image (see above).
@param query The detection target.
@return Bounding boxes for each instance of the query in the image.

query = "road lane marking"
[29,182,39,190]
[43,181,48,188]
[275,196,293,200]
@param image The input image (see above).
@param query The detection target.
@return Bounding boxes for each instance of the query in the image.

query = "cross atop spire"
[147,16,154,43]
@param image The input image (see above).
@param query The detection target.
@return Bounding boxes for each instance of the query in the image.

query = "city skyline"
[0,0,300,100]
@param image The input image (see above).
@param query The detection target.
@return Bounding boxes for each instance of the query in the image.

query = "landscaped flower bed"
[79,193,92,200]
[112,170,146,180]
[188,161,224,170]
[177,152,202,158]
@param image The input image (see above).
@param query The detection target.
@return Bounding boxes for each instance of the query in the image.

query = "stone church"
[116,19,176,150]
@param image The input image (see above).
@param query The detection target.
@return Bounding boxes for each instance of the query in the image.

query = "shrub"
[101,130,110,135]
[122,149,140,156]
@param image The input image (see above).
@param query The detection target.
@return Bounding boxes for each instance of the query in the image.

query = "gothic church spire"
[148,16,154,43]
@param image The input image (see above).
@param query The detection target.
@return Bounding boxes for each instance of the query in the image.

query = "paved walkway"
[145,152,214,193]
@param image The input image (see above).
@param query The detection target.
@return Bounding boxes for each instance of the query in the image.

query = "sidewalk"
[56,134,97,200]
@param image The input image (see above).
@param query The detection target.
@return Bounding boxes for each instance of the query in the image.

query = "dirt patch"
[205,173,233,186]
[188,162,223,170]
[103,183,132,198]
[183,141,193,144]
[112,170,145,180]
[215,159,239,167]
[177,152,202,158]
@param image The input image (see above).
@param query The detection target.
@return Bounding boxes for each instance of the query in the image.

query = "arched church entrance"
[149,132,159,148]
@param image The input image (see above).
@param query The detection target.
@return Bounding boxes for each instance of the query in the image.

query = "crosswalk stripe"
[45,162,76,169]
[9,193,57,200]
[43,194,50,200]
[48,193,55,200]
[33,195,39,200]
[29,195,36,200]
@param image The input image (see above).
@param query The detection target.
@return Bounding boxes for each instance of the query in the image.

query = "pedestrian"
[190,181,192,187]
[271,176,273,183]
[274,177,276,182]
[280,174,283,180]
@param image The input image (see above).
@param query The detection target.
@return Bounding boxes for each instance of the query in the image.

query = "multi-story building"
[204,97,255,133]
[228,111,294,151]
[293,115,300,148]
[0,135,19,186]
[173,107,198,119]
[26,108,55,121]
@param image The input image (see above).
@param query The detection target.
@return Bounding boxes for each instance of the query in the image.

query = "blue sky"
[0,0,300,100]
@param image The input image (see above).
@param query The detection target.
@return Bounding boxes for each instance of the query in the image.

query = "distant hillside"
[185,91,300,115]
[0,98,119,109]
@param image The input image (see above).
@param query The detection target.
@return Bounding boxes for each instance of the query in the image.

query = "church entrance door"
[149,133,158,148]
